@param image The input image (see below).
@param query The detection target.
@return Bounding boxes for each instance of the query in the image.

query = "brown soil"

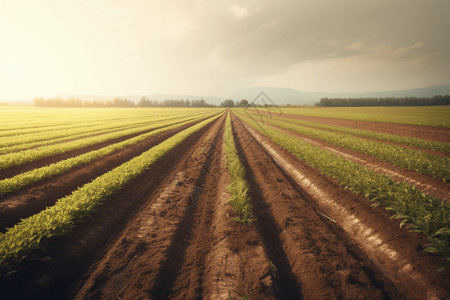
[278,117,449,157]
[233,113,450,299]
[249,109,450,143]
[0,120,202,232]
[72,116,279,300]
[1,110,449,300]
[264,122,450,202]
[231,113,404,299]
[0,116,220,299]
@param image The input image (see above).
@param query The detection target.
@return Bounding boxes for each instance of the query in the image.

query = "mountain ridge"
[231,85,450,105]
[4,85,450,106]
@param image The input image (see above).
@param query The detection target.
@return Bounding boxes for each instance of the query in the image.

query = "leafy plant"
[224,113,255,224]
[0,113,219,196]
[235,111,450,266]
[0,113,223,276]
[252,112,449,181]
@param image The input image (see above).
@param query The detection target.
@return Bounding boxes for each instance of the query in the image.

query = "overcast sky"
[1,0,449,99]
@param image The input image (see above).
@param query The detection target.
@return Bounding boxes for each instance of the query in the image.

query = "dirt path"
[0,121,201,232]
[248,109,450,143]
[262,121,450,202]
[234,113,450,299]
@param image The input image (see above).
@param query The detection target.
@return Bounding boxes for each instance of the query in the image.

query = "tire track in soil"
[0,115,215,180]
[234,114,450,299]
[262,121,450,202]
[231,113,405,300]
[0,115,221,299]
[0,121,207,232]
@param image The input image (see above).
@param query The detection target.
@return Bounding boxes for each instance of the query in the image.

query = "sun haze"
[1,0,449,100]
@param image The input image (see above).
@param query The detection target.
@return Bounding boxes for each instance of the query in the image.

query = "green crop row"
[250,113,449,181]
[0,113,222,275]
[0,122,150,154]
[0,113,137,137]
[0,107,215,137]
[223,113,254,224]
[0,111,218,170]
[272,106,450,127]
[0,111,211,154]
[235,111,450,267]
[246,110,450,153]
[0,115,213,196]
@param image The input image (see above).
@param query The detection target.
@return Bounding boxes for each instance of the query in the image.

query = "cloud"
[229,4,250,20]
[395,42,424,56]
[346,42,365,51]
[1,0,449,98]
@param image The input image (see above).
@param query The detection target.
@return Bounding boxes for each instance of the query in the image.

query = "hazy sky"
[1,0,449,99]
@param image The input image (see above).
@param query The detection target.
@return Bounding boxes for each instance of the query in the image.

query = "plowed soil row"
[0,117,210,180]
[231,114,404,299]
[262,121,450,201]
[233,113,450,299]
[276,118,449,157]
[2,110,449,299]
[72,115,281,300]
[248,109,450,143]
[0,116,219,299]
[0,120,204,232]
[1,120,157,154]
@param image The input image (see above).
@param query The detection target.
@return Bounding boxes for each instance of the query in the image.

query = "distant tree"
[138,97,150,107]
[222,99,234,107]
[33,96,215,107]
[315,95,450,107]
[237,99,248,107]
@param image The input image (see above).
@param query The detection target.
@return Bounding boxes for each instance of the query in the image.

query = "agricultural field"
[0,106,449,299]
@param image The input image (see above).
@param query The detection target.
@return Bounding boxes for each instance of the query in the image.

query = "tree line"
[220,99,249,107]
[34,97,213,107]
[137,98,214,107]
[315,95,450,107]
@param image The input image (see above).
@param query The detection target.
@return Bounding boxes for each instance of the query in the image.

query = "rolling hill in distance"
[4,85,450,106]
[230,85,450,106]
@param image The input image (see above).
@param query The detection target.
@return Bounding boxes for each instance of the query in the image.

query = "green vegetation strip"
[0,116,131,138]
[235,111,450,267]
[0,109,207,137]
[0,111,210,154]
[247,110,450,153]
[224,113,254,224]
[272,106,450,127]
[249,113,449,181]
[0,112,218,170]
[0,122,152,154]
[0,115,214,196]
[0,113,221,275]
